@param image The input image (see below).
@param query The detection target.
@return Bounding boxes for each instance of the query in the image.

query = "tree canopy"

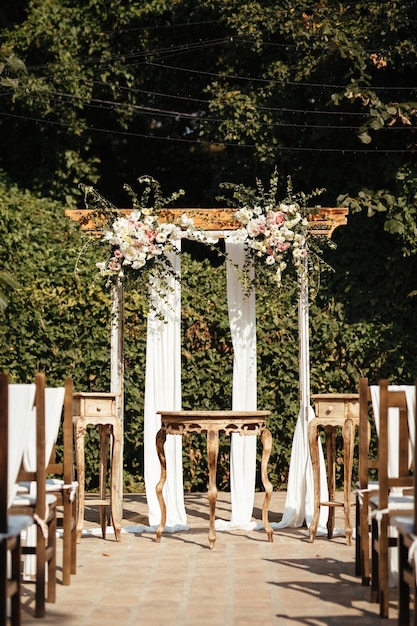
[1,1,416,236]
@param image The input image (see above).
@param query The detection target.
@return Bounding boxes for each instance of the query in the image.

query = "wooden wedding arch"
[66,206,348,526]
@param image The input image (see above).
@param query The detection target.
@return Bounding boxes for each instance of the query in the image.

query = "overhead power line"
[42,89,414,132]
[0,110,415,154]
[144,61,417,92]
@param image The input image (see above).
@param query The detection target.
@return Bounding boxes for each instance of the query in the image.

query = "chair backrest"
[0,372,8,532]
[358,377,378,491]
[45,378,74,486]
[16,372,48,519]
[377,378,413,510]
[23,383,65,473]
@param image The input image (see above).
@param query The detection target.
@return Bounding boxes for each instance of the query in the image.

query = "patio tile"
[19,492,400,625]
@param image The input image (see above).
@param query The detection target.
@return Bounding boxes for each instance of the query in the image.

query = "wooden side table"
[72,392,123,541]
[308,393,359,545]
[155,410,273,549]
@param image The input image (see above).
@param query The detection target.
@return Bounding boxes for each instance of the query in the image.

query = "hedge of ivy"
[1,172,417,492]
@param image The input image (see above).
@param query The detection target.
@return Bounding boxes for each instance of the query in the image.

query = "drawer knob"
[96,406,101,412]
[325,406,333,414]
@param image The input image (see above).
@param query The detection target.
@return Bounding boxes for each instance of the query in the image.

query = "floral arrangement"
[78,169,334,305]
[79,175,217,288]
[220,168,334,287]
[96,204,195,280]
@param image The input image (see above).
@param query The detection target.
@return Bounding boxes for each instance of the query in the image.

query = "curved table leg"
[308,419,321,543]
[261,428,274,542]
[99,425,109,539]
[324,424,336,539]
[155,428,167,543]
[207,429,219,550]
[74,423,86,543]
[342,418,355,546]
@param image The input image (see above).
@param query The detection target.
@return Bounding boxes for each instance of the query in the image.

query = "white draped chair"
[366,379,415,619]
[18,379,77,586]
[8,373,58,618]
[391,379,417,625]
[0,373,34,626]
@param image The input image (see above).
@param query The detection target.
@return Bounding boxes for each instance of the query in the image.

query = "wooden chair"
[369,379,414,618]
[355,377,379,586]
[391,379,417,625]
[8,372,58,619]
[0,373,33,626]
[44,379,77,585]
[18,379,77,587]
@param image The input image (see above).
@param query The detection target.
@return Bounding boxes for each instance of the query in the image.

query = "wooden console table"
[73,392,123,541]
[308,393,359,545]
[155,410,273,549]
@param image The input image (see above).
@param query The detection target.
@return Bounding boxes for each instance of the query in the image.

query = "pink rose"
[277,242,290,252]
[267,211,285,227]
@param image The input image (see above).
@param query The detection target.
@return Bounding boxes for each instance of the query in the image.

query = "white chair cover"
[8,384,36,507]
[370,385,415,475]
[22,387,65,472]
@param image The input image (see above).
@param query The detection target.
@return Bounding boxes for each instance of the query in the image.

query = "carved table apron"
[155,410,273,549]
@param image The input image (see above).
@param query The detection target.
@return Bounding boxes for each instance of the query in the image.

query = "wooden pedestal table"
[73,392,123,542]
[308,393,359,545]
[155,410,273,549]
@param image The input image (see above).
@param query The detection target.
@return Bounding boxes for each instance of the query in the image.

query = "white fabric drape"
[274,268,329,530]
[22,387,65,472]
[143,246,188,529]
[7,384,36,507]
[214,241,258,530]
[370,385,415,474]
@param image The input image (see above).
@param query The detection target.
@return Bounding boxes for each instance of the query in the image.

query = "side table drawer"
[314,400,345,420]
[73,393,117,418]
[84,397,115,416]
[312,393,359,422]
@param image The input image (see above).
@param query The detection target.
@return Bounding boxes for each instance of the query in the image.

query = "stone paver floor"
[19,492,402,625]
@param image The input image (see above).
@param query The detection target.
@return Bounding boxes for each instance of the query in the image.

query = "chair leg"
[0,542,7,626]
[360,497,371,586]
[378,517,390,618]
[398,533,410,626]
[371,516,379,604]
[47,512,57,604]
[34,522,46,618]
[355,494,361,577]
[62,496,72,585]
[11,536,22,626]
[71,497,77,575]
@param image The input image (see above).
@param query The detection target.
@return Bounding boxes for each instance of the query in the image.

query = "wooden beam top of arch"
[65,207,348,238]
